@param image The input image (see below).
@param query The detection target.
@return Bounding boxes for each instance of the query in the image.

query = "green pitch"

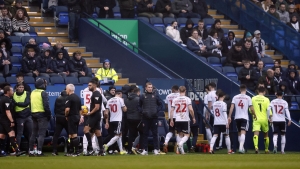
[1,152,299,169]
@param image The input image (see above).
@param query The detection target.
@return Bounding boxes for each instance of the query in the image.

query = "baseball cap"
[254,30,261,35]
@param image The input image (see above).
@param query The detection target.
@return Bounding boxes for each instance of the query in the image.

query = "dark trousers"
[186,126,198,149]
[16,116,33,149]
[122,116,128,147]
[29,116,48,151]
[143,118,158,150]
[52,117,69,152]
[98,9,114,18]
[103,121,117,151]
[68,12,80,41]
[120,8,135,18]
[127,119,143,151]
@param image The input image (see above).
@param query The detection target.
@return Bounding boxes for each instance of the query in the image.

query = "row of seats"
[200,56,275,67]
[8,36,50,47]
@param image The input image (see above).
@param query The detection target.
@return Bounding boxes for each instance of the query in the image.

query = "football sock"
[83,135,88,151]
[264,137,269,151]
[73,137,79,153]
[9,137,19,152]
[206,128,212,144]
[176,135,181,145]
[238,135,241,143]
[69,138,74,153]
[97,136,103,152]
[239,134,245,151]
[210,135,217,151]
[219,133,223,147]
[225,135,231,151]
[0,138,5,152]
[179,136,189,147]
[281,135,286,152]
[117,136,123,151]
[133,136,139,148]
[84,133,92,150]
[273,134,278,148]
[107,136,119,147]
[165,132,173,144]
[253,135,258,149]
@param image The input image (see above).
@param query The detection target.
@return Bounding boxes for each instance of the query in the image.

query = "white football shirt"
[268,98,291,122]
[231,94,252,120]
[165,92,180,118]
[207,90,218,110]
[171,96,192,122]
[212,101,228,125]
[106,97,125,122]
[83,87,106,118]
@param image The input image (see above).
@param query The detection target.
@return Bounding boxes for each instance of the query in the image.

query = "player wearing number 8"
[251,87,271,154]
[267,91,291,154]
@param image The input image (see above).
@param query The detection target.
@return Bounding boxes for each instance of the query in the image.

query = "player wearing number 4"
[228,84,257,154]
[170,86,196,155]
[209,91,232,154]
[252,87,271,154]
[103,90,127,155]
[267,91,291,154]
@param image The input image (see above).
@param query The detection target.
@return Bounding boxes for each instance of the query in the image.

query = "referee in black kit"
[64,84,82,157]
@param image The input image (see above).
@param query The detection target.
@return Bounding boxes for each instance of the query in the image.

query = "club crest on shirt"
[152,95,154,98]
[5,103,9,107]
[95,97,99,100]
[65,100,69,104]
[80,62,82,64]
[63,61,65,64]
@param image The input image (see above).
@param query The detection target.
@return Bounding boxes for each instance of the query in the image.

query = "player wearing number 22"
[209,91,232,154]
[267,91,291,154]
[103,90,127,155]
[170,86,196,155]
[251,87,271,154]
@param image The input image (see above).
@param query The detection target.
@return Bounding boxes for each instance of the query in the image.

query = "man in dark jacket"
[254,60,267,81]
[284,60,299,79]
[186,101,199,152]
[278,81,292,107]
[268,5,280,20]
[104,86,116,100]
[69,51,89,78]
[118,0,135,18]
[96,0,116,18]
[14,72,31,92]
[242,40,259,67]
[52,51,74,78]
[238,60,256,92]
[274,66,284,90]
[194,20,208,40]
[155,0,174,18]
[29,78,51,156]
[23,38,40,57]
[190,0,211,18]
[67,0,81,43]
[13,82,32,150]
[224,42,244,67]
[139,82,163,155]
[38,49,57,78]
[172,0,200,18]
[52,90,68,155]
[286,70,300,95]
[0,29,12,52]
[9,0,30,21]
[137,0,155,18]
[21,48,40,77]
[51,42,69,60]
[258,69,277,95]
[180,19,194,44]
[125,87,143,154]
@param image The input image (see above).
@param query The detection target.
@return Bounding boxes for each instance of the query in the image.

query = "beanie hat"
[246,32,252,38]
[103,59,110,63]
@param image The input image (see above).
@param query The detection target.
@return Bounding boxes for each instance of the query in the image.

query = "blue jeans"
[142,118,159,150]
[29,116,49,151]
[257,53,271,59]
[16,116,33,148]
[178,12,200,18]
[69,12,80,41]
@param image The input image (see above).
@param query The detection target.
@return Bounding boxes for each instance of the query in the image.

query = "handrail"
[81,12,184,79]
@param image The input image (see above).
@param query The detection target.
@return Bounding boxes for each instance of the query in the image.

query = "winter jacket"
[52,57,69,73]
[287,21,300,32]
[166,26,182,43]
[13,91,31,118]
[278,81,292,107]
[258,75,277,95]
[225,45,244,67]
[252,38,266,55]
[208,27,225,41]
[10,6,30,21]
[242,47,259,65]
[118,0,135,10]
[226,31,238,50]
[180,19,194,44]
[68,56,88,74]
[38,53,54,73]
[205,35,222,56]
[286,75,300,94]
[254,68,267,80]
[23,43,40,57]
[0,37,12,51]
[137,0,154,14]
[194,26,208,39]
[238,67,256,91]
[172,0,193,14]
[274,72,284,90]
[155,0,173,14]
[21,55,40,73]
[139,91,163,119]
[54,91,68,118]
[125,93,141,120]
[51,45,69,60]
[268,10,280,20]
[190,0,209,18]
[277,10,290,23]
[284,62,299,78]
[187,36,205,53]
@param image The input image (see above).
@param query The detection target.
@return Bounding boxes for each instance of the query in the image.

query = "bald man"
[258,69,277,95]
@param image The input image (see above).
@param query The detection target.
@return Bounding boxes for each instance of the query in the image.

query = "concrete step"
[235,35,243,39]
[265,50,275,55]
[24,6,30,12]
[37,32,68,37]
[271,55,283,60]
[197,134,204,141]
[48,37,69,43]
[231,29,244,35]
[220,19,231,25]
[211,14,224,19]
[69,52,92,57]
[30,22,55,27]
[87,63,103,68]
[222,25,238,29]
[281,60,289,66]
[66,47,86,53]
[85,58,100,64]
[35,27,57,32]
[51,42,78,47]
[28,12,41,17]
[208,9,217,15]
[30,17,44,22]
[115,78,129,85]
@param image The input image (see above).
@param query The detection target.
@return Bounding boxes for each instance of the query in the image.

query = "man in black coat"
[242,40,259,67]
[224,42,244,67]
[238,60,256,92]
[258,69,277,95]
[194,20,208,40]
[180,19,194,44]
[190,0,211,18]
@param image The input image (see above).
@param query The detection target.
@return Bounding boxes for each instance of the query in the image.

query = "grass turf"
[1,151,300,169]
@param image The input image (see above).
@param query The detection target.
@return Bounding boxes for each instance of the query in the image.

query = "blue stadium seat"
[150,17,164,27]
[263,66,273,71]
[21,36,35,46]
[203,18,215,29]
[214,66,223,72]
[223,66,237,77]
[8,36,22,47]
[24,76,35,84]
[9,67,19,76]
[79,77,92,84]
[154,26,165,33]
[113,6,121,18]
[56,6,69,26]
[223,28,229,38]
[235,66,243,73]
[261,57,274,67]
[11,46,22,57]
[163,17,176,26]
[191,18,200,26]
[177,18,187,27]
[199,56,207,62]
[0,77,5,83]
[228,76,238,82]
[6,76,17,84]
[221,57,226,65]
[50,76,64,84]
[10,56,21,67]
[137,17,149,23]
[65,77,79,84]
[36,36,50,46]
[92,12,98,18]
[207,57,222,67]
[28,27,38,36]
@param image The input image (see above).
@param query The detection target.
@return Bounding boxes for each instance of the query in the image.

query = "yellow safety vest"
[13,92,29,112]
[30,89,45,113]
[95,68,118,82]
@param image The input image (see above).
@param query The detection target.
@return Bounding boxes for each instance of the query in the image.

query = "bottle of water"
[33,144,37,155]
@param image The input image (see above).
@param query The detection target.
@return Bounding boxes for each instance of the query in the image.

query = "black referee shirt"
[0,95,12,122]
[65,93,81,117]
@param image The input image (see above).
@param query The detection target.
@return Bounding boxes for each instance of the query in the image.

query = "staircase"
[24,2,130,86]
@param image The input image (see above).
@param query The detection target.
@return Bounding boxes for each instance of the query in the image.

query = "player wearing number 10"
[251,87,271,154]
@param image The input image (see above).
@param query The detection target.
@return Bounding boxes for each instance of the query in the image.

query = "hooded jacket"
[180,19,194,44]
[278,81,292,107]
[172,0,193,14]
[226,31,237,49]
[225,45,244,66]
[21,54,40,73]
[238,66,256,91]
[125,92,141,120]
[139,90,163,119]
[38,51,54,73]
[284,61,299,78]
[23,43,40,57]
[54,91,68,118]
[187,36,206,53]
[51,45,69,60]
[155,0,172,14]
[209,20,225,40]
[69,54,88,74]
[286,70,300,94]
[52,53,69,73]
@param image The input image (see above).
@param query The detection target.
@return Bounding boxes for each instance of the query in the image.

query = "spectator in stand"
[166,21,183,43]
[67,0,81,43]
[205,30,223,57]
[0,29,11,53]
[209,19,229,54]
[10,0,30,20]
[238,60,256,92]
[287,14,300,32]
[171,0,200,18]
[224,42,244,67]
[12,9,30,36]
[190,0,212,19]
[239,31,253,46]
[23,38,40,57]
[226,31,238,50]
[3,0,13,8]
[194,20,208,40]
[155,0,174,18]
[14,72,31,92]
[137,0,155,18]
[51,41,69,60]
[21,48,40,77]
[104,86,116,100]
[274,66,284,90]
[95,59,118,84]
[0,50,11,77]
[268,5,280,19]
[278,81,292,107]
[275,0,288,9]
[277,3,290,23]
[180,19,194,44]
[38,49,57,78]
[251,0,263,8]
[258,69,277,95]
[255,60,267,80]
[69,51,89,78]
[242,40,259,67]
[96,0,116,18]
[118,0,135,18]
[0,7,12,36]
[284,60,299,78]
[1,41,11,59]
[187,29,215,57]
[262,0,274,12]
[288,4,299,19]
[255,81,269,95]
[272,60,284,72]
[286,70,300,94]
[286,0,296,8]
[252,30,270,59]
[52,51,74,78]
[42,0,58,13]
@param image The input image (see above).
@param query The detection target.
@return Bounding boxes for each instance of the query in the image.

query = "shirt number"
[175,103,187,113]
[238,100,244,109]
[274,105,283,114]
[85,94,90,104]
[215,108,220,117]
[109,104,117,113]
